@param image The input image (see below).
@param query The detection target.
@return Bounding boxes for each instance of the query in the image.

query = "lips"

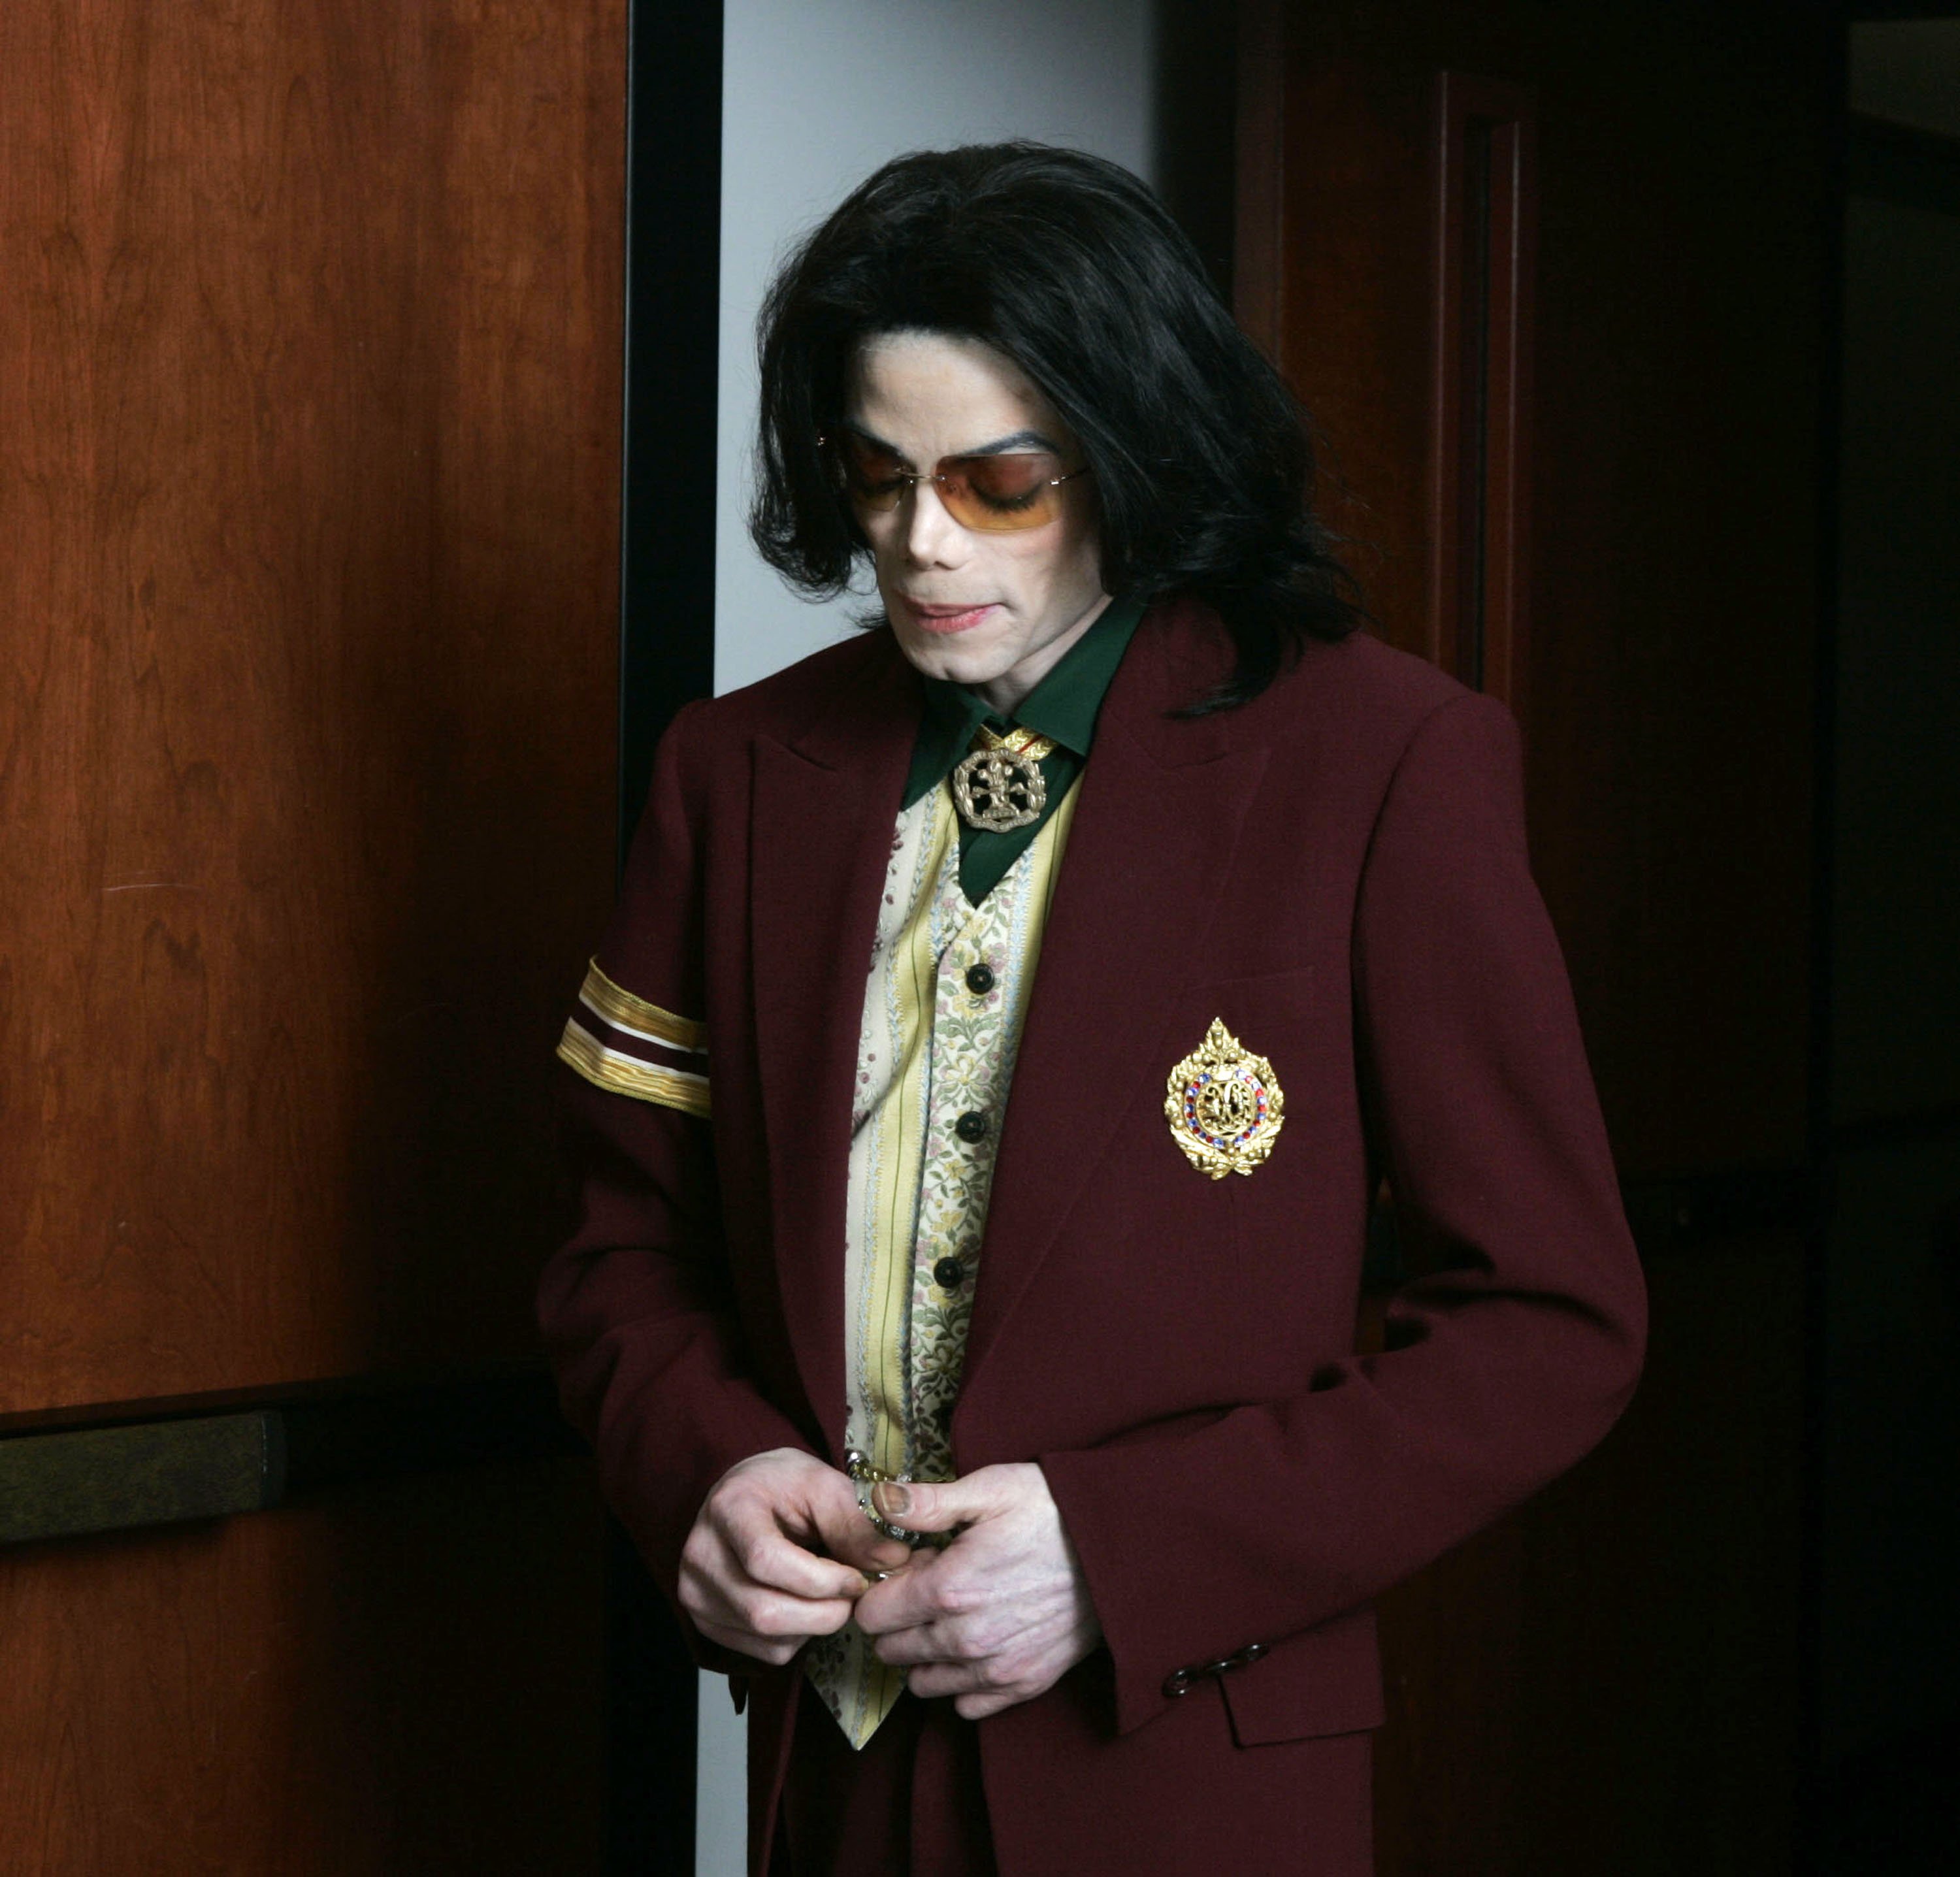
[900,597,998,635]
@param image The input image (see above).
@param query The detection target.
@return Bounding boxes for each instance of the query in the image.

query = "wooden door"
[1237,2,1833,1869]
[0,3,626,1868]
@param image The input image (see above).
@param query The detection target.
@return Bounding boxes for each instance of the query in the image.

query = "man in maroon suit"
[539,144,1646,1875]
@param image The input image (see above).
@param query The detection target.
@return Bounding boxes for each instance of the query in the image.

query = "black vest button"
[965,962,995,995]
[933,1256,966,1291]
[955,1111,989,1143]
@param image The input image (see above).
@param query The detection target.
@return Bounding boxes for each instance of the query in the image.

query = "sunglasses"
[824,431,1093,533]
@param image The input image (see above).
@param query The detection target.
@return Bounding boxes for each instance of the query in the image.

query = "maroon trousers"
[775,1684,998,1876]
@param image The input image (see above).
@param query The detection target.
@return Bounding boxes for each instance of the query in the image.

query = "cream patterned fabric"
[804,774,1081,1748]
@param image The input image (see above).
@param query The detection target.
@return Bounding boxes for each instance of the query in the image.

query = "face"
[843,331,1110,713]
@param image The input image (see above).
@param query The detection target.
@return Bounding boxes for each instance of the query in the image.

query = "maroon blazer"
[538,599,1646,1874]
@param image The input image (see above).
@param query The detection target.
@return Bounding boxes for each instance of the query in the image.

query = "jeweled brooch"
[1164,1019,1285,1178]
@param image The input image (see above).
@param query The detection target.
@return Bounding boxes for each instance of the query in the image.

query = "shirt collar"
[901,593,1147,809]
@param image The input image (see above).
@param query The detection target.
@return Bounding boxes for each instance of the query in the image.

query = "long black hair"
[749,141,1362,711]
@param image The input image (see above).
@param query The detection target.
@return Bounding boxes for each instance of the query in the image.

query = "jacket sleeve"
[538,700,816,1647]
[1038,690,1648,1735]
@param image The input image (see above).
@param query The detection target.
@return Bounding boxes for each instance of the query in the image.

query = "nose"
[902,478,970,568]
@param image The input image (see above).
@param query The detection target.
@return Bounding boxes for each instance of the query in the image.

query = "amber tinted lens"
[939,452,1068,532]
[840,434,907,508]
[837,436,1079,530]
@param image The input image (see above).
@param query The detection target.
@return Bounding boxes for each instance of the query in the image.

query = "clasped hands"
[678,1447,1102,1720]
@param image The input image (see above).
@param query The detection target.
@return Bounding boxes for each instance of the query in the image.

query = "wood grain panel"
[0,1460,606,1874]
[0,1,626,1411]
[1239,0,1827,1177]
[1428,71,1535,708]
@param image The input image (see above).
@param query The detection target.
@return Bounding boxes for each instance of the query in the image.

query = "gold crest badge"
[950,726,1056,833]
[1164,1019,1285,1179]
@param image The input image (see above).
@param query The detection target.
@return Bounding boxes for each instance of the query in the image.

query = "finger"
[725,1583,855,1646]
[865,1620,958,1668]
[868,1475,998,1535]
[810,1505,913,1576]
[682,1529,790,1632]
[679,1540,752,1633]
[904,1659,995,1702]
[697,1529,859,1637]
[852,1560,958,1635]
[694,1618,800,1667]
[720,1516,868,1603]
[772,1471,914,1579]
[842,1529,917,1574]
[731,1583,858,1640]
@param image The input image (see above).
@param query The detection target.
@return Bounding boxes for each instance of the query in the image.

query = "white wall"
[714,0,1160,698]
[700,5,1158,1869]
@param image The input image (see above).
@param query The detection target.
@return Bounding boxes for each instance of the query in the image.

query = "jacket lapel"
[751,639,920,1459]
[962,610,1270,1390]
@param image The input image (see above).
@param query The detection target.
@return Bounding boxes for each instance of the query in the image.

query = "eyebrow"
[844,421,1063,463]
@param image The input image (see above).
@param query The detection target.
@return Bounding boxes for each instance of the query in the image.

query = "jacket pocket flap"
[1218,1605,1385,1746]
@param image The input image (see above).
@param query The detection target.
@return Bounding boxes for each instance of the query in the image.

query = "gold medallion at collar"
[1164,1019,1285,1179]
[950,727,1056,833]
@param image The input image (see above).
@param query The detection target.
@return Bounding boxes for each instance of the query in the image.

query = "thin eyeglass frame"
[819,432,1094,532]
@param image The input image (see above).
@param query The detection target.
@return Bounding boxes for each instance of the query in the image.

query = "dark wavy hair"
[748,142,1361,711]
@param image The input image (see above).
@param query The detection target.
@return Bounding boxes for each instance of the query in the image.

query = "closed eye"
[955,453,1064,509]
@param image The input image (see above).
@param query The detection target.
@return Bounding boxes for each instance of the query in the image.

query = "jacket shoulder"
[1268,629,1480,734]
[1134,614,1524,848]
[1147,598,1478,743]
[681,628,896,749]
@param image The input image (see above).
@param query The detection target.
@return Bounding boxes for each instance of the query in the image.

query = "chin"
[892,624,1022,687]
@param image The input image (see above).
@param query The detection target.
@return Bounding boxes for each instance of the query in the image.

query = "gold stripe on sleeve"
[557,1020,711,1117]
[578,960,706,1053]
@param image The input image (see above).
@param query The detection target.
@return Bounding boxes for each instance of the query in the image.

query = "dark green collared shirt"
[902,592,1145,904]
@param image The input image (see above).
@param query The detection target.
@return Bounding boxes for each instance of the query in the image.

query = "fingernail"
[872,1482,910,1518]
